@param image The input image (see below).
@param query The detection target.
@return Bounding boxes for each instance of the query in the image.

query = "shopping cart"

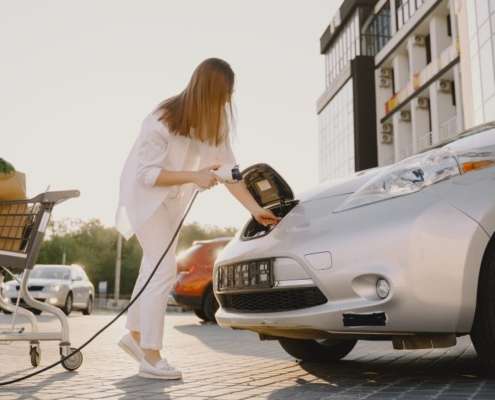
[0,190,83,371]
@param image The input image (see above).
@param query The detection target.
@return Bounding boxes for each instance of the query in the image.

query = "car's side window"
[79,268,89,281]
[72,269,82,281]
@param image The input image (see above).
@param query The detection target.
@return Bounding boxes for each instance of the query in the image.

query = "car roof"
[33,264,84,270]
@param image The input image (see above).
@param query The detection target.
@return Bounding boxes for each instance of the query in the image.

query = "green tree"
[38,218,237,297]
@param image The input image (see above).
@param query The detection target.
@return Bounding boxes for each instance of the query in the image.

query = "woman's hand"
[193,164,221,190]
[252,207,281,227]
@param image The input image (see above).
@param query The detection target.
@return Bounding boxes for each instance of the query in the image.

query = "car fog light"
[376,279,390,299]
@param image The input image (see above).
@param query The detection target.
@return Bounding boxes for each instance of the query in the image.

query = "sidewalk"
[0,311,494,400]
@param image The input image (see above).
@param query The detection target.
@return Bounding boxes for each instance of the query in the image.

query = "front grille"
[11,298,45,305]
[15,285,44,291]
[217,287,327,313]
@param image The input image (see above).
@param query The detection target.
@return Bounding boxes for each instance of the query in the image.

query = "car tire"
[202,287,219,323]
[471,240,495,370]
[193,308,208,321]
[82,296,93,316]
[278,338,357,362]
[62,292,73,316]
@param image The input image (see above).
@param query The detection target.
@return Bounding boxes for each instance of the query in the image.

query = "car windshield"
[30,266,70,280]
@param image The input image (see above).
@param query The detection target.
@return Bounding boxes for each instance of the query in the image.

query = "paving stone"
[1,312,494,400]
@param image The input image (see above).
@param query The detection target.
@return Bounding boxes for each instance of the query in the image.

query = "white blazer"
[115,108,237,240]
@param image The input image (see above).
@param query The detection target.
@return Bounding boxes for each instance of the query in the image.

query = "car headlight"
[44,284,61,292]
[335,145,495,212]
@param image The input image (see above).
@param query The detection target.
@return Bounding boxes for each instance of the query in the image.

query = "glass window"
[31,266,71,280]
[479,20,491,46]
[466,0,495,125]
[318,79,355,182]
[476,0,489,25]
[362,3,391,56]
[324,11,361,88]
[480,41,495,101]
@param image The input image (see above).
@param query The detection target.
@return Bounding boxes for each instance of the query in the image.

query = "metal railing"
[396,0,427,31]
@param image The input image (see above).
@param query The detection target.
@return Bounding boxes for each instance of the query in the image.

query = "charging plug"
[214,164,242,183]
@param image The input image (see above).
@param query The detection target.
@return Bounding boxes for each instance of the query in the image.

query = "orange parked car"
[171,237,231,322]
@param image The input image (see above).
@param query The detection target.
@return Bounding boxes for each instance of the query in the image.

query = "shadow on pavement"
[113,374,184,399]
[0,371,74,399]
[174,323,289,360]
[267,352,495,400]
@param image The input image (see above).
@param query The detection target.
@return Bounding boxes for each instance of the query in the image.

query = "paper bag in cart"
[0,171,27,252]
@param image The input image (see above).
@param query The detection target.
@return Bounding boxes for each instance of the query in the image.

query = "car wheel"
[193,308,208,321]
[62,293,73,316]
[202,287,219,323]
[278,338,357,362]
[471,240,495,370]
[82,296,93,316]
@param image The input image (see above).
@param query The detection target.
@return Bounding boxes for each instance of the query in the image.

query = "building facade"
[317,0,379,182]
[317,0,495,182]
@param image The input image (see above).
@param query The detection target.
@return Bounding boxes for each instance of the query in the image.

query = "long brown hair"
[156,58,235,146]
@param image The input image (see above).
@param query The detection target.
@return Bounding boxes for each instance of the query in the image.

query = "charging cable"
[0,164,241,386]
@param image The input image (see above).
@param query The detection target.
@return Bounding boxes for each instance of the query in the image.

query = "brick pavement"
[0,311,494,400]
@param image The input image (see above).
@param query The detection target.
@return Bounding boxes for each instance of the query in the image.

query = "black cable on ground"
[0,190,199,386]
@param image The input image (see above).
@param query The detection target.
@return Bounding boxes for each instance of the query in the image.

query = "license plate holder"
[218,259,273,291]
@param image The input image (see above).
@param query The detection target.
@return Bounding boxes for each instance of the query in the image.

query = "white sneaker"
[118,333,144,363]
[138,358,182,380]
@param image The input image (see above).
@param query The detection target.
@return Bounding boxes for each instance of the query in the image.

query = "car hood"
[297,167,384,203]
[11,278,68,286]
[242,163,384,207]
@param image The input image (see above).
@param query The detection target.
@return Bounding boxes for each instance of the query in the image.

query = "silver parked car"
[3,264,94,316]
[213,122,495,368]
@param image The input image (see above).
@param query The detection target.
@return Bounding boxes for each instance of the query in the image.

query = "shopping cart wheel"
[61,347,83,371]
[29,344,41,367]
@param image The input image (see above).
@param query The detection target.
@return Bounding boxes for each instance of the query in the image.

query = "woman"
[115,58,279,380]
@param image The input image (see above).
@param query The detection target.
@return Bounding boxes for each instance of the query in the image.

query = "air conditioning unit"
[379,68,393,79]
[437,79,452,93]
[413,35,426,47]
[381,132,393,144]
[379,77,391,88]
[416,97,429,109]
[400,110,411,122]
[382,122,393,134]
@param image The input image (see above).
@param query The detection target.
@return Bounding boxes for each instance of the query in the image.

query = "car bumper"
[214,185,490,337]
[5,291,66,308]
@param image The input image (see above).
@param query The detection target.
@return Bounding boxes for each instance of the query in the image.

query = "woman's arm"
[154,164,221,189]
[225,181,280,226]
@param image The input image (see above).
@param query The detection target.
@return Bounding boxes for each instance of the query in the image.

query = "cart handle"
[31,190,80,205]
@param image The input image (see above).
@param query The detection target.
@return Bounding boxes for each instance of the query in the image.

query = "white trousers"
[125,199,184,350]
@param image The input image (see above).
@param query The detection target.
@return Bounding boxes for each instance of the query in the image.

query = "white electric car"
[213,122,495,368]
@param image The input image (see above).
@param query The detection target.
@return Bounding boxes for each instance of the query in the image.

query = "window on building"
[362,3,392,56]
[425,34,431,64]
[318,79,355,182]
[447,14,452,37]
[396,0,427,31]
[451,80,456,106]
[324,11,361,88]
